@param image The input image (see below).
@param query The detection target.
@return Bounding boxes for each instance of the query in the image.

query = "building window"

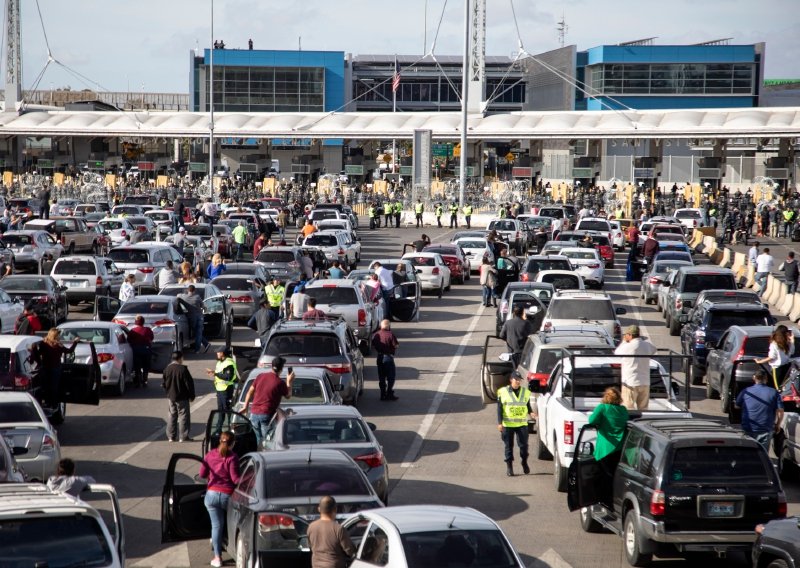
[203,65,325,112]
[585,63,755,96]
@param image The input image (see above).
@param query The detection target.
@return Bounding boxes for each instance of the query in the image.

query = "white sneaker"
[210,558,222,568]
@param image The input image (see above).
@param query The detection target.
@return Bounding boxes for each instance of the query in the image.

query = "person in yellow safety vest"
[497,205,507,219]
[384,200,394,228]
[265,277,286,320]
[206,347,239,431]
[496,371,534,476]
[463,202,473,229]
[615,208,624,220]
[368,203,377,230]
[449,202,459,228]
[782,209,794,239]
[393,200,402,228]
[415,199,424,229]
[435,203,443,228]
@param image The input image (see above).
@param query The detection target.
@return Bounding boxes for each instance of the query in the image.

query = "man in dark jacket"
[499,306,535,366]
[783,251,800,294]
[162,351,196,442]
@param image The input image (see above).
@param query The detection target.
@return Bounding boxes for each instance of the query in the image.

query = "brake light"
[14,374,30,389]
[650,490,665,516]
[33,295,50,304]
[258,513,296,533]
[432,267,440,275]
[734,339,746,361]
[527,372,549,387]
[543,321,552,331]
[675,299,683,310]
[355,451,384,468]
[693,220,698,227]
[41,434,56,453]
[325,363,351,374]
[648,277,661,284]
[500,301,509,314]
[337,248,345,255]
[153,319,175,326]
[229,295,254,303]
[96,276,103,286]
[138,266,154,273]
[564,421,574,445]
[695,330,705,345]
[520,272,529,282]
[778,493,787,517]
[587,263,600,269]
[358,308,367,327]
[112,318,127,326]
[97,353,115,364]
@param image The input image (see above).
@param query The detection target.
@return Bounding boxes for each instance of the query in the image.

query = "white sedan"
[96,217,142,246]
[559,247,605,288]
[453,237,493,272]
[342,505,525,568]
[57,322,134,396]
[608,220,626,250]
[401,252,451,297]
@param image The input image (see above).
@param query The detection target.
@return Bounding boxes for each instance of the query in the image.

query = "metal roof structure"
[0,107,798,140]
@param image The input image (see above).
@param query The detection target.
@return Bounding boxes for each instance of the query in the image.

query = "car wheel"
[623,510,652,567]
[536,431,552,460]
[553,446,567,492]
[766,560,790,568]
[116,366,127,397]
[235,532,251,568]
[580,507,603,533]
[669,316,680,336]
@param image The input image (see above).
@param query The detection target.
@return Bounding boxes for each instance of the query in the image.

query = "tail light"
[587,263,600,269]
[650,490,666,516]
[500,301,509,315]
[693,220,698,227]
[229,295,254,303]
[325,363,351,374]
[648,277,661,284]
[112,318,127,326]
[694,330,705,345]
[520,273,529,282]
[33,296,50,304]
[563,421,574,445]
[14,374,30,389]
[96,276,103,286]
[358,308,367,327]
[432,267,440,275]
[337,248,345,255]
[153,319,175,326]
[733,339,746,361]
[138,266,154,273]
[258,513,295,534]
[527,372,549,387]
[777,492,787,517]
[675,299,683,311]
[355,451,384,468]
[97,353,115,363]
[543,321,552,331]
[41,434,56,453]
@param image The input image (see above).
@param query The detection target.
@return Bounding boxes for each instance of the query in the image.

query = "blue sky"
[13,0,799,94]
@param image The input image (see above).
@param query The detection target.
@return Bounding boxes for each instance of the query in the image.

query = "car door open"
[481,335,515,404]
[203,295,225,339]
[204,410,259,457]
[389,282,418,322]
[59,341,101,405]
[566,424,602,512]
[161,453,211,543]
[94,295,122,322]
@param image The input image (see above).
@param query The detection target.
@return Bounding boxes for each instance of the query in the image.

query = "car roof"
[248,447,357,467]
[726,325,788,336]
[634,418,748,441]
[281,405,363,418]
[0,391,39,403]
[305,279,357,288]
[677,266,733,274]
[702,302,770,311]
[0,335,41,349]
[127,295,173,303]
[360,505,500,534]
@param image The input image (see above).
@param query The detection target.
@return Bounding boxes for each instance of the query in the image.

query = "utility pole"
[5,0,21,112]
[459,0,470,207]
[208,0,215,202]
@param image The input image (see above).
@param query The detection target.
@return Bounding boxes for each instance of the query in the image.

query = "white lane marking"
[400,303,485,467]
[533,548,574,568]
[113,393,214,464]
[131,542,190,567]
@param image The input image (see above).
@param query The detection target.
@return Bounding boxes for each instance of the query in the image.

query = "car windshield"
[258,251,295,263]
[59,328,111,344]
[108,250,149,264]
[148,212,170,221]
[683,274,735,293]
[669,446,771,485]
[654,262,689,275]
[184,225,211,236]
[0,401,40,422]
[525,259,570,273]
[675,210,701,219]
[118,301,169,315]
[0,516,113,567]
[578,221,609,231]
[708,310,770,330]
[658,234,684,242]
[265,464,372,497]
[489,221,516,231]
[305,235,338,247]
[539,274,581,291]
[457,240,485,249]
[265,333,342,357]
[400,529,517,568]
[284,418,368,444]
[98,220,126,231]
[211,277,252,291]
[526,218,551,228]
[0,277,49,291]
[53,260,96,275]
[305,287,359,305]
[548,299,614,320]
[1,235,32,246]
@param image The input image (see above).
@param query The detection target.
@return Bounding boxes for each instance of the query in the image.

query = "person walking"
[178,285,210,353]
[435,202,443,228]
[755,247,774,296]
[248,299,273,340]
[371,319,399,401]
[162,351,196,442]
[199,431,241,568]
[327,261,346,279]
[232,220,248,261]
[241,356,295,448]
[782,252,799,294]
[289,283,310,319]
[479,257,498,307]
[614,325,657,410]
[265,276,286,321]
[463,202,473,229]
[156,260,178,289]
[14,303,42,335]
[46,458,96,497]
[755,324,795,389]
[587,386,629,506]
[201,198,218,231]
[735,370,784,453]
[253,231,268,259]
[499,306,535,367]
[748,241,760,266]
[385,201,394,228]
[414,199,424,228]
[307,496,356,568]
[496,371,534,476]
[449,202,459,228]
[29,328,79,408]
[206,348,239,429]
[173,195,186,232]
[37,185,51,220]
[277,209,288,239]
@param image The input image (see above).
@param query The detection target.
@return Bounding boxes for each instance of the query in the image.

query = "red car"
[422,244,471,284]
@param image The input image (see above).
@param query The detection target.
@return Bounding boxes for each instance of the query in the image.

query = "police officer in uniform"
[368,203,377,230]
[415,199,424,228]
[496,371,534,476]
[463,202,473,229]
[435,202,443,228]
[449,202,459,228]
[385,200,394,228]
[394,200,402,228]
[206,348,239,432]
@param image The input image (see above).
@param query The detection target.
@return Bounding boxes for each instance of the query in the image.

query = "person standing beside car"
[199,431,240,568]
[587,386,629,506]
[29,328,79,408]
[755,324,794,389]
[782,252,799,295]
[128,315,154,387]
[735,370,784,453]
[241,356,295,448]
[371,319,399,401]
[499,306,534,367]
[177,285,210,354]
[497,371,534,476]
[307,496,356,568]
[14,303,42,335]
[162,351,196,442]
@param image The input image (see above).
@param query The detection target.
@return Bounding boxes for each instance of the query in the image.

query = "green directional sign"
[189,162,208,172]
[344,165,365,176]
[432,143,453,157]
[37,159,54,169]
[572,167,593,178]
[399,166,413,176]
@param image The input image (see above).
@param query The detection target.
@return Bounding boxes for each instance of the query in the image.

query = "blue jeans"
[482,286,493,305]
[204,490,230,557]
[376,354,396,394]
[192,317,207,352]
[250,413,273,448]
[215,387,233,433]
[755,272,769,295]
[746,430,773,455]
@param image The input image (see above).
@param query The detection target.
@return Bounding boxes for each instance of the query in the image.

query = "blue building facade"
[575,43,764,110]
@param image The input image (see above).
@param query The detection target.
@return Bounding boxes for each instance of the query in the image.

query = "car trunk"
[0,426,46,459]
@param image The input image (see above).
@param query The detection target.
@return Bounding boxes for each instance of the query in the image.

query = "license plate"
[65,280,87,288]
[707,501,736,517]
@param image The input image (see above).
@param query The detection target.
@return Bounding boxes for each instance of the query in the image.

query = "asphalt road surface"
[56,221,800,568]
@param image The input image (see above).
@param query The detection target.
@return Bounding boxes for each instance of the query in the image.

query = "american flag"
[392,60,401,94]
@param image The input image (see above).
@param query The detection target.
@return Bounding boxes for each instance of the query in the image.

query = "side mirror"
[498,353,512,362]
[367,422,377,432]
[615,307,627,315]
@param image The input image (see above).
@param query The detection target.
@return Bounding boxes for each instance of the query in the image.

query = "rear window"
[184,225,211,236]
[0,516,113,567]
[108,250,150,264]
[675,210,701,219]
[266,333,342,357]
[305,234,338,247]
[211,277,252,291]
[548,299,614,320]
[563,251,597,260]
[284,418,368,444]
[669,446,771,485]
[98,220,125,231]
[305,287,359,305]
[743,337,769,355]
[118,301,169,315]
[147,212,171,221]
[53,260,96,275]
[457,240,485,249]
[257,251,296,263]
[59,328,111,344]
[654,262,689,275]
[0,277,49,291]
[539,274,581,291]
[525,259,570,273]
[489,221,516,231]
[707,310,771,330]
[423,247,456,255]
[577,221,609,232]
[265,464,372,497]
[0,401,40,422]
[408,256,436,267]
[400,530,518,568]
[1,235,32,246]
[538,208,564,219]
[683,274,735,293]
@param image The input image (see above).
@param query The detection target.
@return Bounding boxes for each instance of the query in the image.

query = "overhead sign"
[188,162,207,172]
[400,165,413,176]
[634,168,655,178]
[291,164,311,174]
[698,168,722,179]
[137,161,156,171]
[37,159,54,169]
[344,164,365,176]
[572,167,594,178]
[432,143,453,157]
[512,167,533,178]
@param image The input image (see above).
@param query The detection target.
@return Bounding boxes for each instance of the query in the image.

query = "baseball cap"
[510,371,523,381]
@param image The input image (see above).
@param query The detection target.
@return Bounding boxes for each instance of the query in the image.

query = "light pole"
[208,0,215,202]
[458,0,469,207]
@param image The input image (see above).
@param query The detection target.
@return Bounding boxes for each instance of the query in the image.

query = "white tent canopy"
[0,107,798,139]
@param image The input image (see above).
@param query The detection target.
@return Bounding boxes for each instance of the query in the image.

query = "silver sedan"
[640,260,693,306]
[57,321,134,396]
[0,392,62,482]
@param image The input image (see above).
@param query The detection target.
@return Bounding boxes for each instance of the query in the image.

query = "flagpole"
[392,54,397,186]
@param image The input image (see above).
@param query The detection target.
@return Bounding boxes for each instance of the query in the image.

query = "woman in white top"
[756,324,794,389]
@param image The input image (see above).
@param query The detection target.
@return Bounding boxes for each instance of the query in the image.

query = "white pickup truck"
[534,355,690,492]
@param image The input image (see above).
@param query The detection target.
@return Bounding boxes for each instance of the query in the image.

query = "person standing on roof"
[614,325,657,410]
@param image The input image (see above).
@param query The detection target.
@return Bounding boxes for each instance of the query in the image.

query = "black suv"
[679,301,773,384]
[568,418,787,566]
[753,516,800,568]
